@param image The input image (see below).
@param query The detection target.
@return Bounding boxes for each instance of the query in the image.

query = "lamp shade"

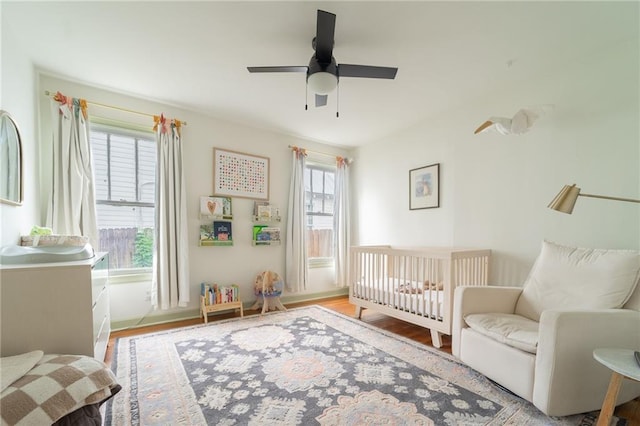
[548,184,581,214]
[307,72,338,94]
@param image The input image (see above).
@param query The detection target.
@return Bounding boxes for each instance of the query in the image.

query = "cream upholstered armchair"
[452,240,640,417]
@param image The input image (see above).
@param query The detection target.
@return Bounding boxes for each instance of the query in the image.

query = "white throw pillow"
[515,240,640,322]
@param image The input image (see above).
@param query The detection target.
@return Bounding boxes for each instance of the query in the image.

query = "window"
[304,162,335,266]
[90,124,156,273]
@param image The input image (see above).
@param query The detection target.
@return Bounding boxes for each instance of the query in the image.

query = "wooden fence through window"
[307,229,333,258]
[98,228,138,270]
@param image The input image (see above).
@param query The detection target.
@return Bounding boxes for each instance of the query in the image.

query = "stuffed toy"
[397,280,444,294]
[254,270,284,296]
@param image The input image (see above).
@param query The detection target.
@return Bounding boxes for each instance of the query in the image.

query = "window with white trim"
[90,124,156,273]
[304,162,335,267]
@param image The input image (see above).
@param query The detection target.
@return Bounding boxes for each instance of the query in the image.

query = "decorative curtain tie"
[153,113,182,135]
[290,145,307,158]
[53,91,87,119]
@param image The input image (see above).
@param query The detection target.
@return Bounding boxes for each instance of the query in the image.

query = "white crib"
[349,246,491,348]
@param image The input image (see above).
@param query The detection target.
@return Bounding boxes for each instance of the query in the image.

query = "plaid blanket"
[1,354,119,425]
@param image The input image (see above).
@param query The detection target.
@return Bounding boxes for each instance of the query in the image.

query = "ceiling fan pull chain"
[336,81,340,118]
[305,81,308,110]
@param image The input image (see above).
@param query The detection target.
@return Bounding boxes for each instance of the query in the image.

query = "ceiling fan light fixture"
[308,71,338,94]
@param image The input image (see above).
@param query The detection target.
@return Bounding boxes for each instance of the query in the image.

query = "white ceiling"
[3,1,637,147]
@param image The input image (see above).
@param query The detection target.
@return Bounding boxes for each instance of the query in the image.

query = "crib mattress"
[352,278,445,319]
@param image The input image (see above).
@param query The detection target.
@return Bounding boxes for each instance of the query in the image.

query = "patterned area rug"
[106,306,622,425]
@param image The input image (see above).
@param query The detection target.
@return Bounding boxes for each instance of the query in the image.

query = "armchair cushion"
[515,240,640,321]
[465,313,539,354]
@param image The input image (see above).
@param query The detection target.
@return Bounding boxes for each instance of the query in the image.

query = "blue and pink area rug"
[106,305,621,425]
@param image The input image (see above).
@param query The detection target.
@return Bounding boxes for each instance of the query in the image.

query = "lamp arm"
[580,193,640,204]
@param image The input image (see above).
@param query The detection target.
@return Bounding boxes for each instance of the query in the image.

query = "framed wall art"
[409,163,440,210]
[213,148,270,200]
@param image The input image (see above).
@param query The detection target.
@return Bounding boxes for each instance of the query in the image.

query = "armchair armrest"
[452,285,523,357]
[534,309,640,416]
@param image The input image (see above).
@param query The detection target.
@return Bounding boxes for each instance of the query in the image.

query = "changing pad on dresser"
[0,243,94,265]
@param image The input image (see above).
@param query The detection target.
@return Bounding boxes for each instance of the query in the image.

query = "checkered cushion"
[1,354,119,425]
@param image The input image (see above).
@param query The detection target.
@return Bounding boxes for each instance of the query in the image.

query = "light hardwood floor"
[106,295,640,424]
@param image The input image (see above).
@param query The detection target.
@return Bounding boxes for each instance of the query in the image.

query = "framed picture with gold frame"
[213,148,269,200]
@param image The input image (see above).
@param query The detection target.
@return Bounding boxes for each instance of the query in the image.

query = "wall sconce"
[548,184,640,214]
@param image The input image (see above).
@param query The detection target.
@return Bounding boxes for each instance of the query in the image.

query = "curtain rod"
[288,144,350,160]
[44,90,187,126]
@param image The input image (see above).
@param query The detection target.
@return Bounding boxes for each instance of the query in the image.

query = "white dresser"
[0,252,110,361]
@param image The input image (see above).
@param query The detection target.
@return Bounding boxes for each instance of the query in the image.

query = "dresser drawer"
[91,254,109,305]
[92,287,110,341]
[94,314,110,362]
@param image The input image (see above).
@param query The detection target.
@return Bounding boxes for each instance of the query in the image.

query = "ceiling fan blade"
[338,64,398,79]
[247,66,308,73]
[315,10,336,63]
[315,94,328,107]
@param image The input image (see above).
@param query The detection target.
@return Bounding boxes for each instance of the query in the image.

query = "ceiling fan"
[247,9,398,111]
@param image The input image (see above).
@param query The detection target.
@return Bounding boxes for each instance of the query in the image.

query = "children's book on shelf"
[201,282,240,305]
[253,201,268,216]
[253,225,266,241]
[199,224,214,243]
[200,221,232,246]
[257,205,271,219]
[253,201,280,220]
[200,196,232,218]
[270,206,280,219]
[253,226,280,243]
[213,221,233,241]
[263,227,280,241]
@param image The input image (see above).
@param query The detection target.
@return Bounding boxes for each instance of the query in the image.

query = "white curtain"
[334,157,351,287]
[152,115,190,309]
[47,94,98,247]
[286,147,308,292]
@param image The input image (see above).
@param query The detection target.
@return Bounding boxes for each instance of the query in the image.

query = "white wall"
[352,38,640,285]
[33,74,350,327]
[0,10,40,246]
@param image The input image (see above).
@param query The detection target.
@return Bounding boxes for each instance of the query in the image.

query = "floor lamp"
[548,184,640,214]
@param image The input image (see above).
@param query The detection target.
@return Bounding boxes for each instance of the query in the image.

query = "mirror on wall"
[0,110,23,206]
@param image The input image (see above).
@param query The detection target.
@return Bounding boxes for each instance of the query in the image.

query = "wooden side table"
[593,348,640,426]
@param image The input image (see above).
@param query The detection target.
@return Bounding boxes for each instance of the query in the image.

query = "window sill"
[109,270,152,284]
[308,258,334,269]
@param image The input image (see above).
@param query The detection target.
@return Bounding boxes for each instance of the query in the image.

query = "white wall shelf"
[199,240,233,247]
[199,213,233,221]
[252,240,281,246]
[252,215,281,223]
